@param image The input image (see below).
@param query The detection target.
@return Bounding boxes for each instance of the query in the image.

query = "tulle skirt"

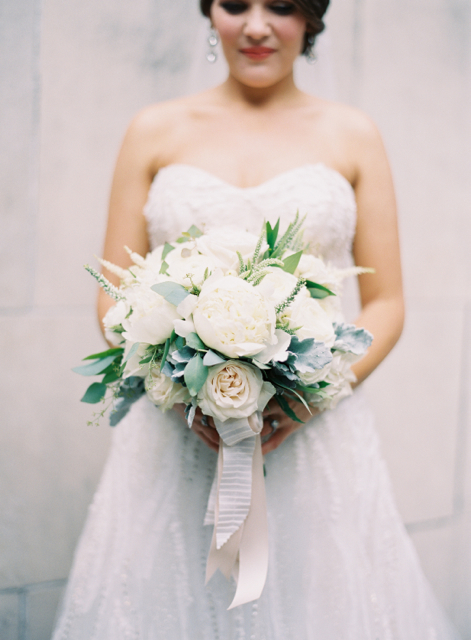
[52,390,460,639]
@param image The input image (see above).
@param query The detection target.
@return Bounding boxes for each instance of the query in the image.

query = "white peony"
[122,283,181,345]
[280,296,336,347]
[198,360,275,422]
[193,275,276,358]
[145,368,191,410]
[256,267,308,307]
[103,299,130,346]
[196,227,263,273]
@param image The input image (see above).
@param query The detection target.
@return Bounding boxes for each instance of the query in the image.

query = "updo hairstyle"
[199,0,330,55]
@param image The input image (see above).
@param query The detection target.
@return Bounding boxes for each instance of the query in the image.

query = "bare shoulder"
[303,96,387,183]
[122,91,218,173]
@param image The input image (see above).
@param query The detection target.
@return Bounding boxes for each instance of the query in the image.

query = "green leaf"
[175,335,185,350]
[266,219,280,250]
[305,280,335,299]
[203,350,226,366]
[151,281,190,306]
[184,354,208,397]
[160,330,176,372]
[282,250,303,274]
[83,347,123,361]
[186,224,203,238]
[162,242,175,260]
[185,332,206,351]
[81,382,107,404]
[73,353,118,376]
[159,261,169,275]
[123,342,139,364]
[102,369,120,384]
[275,394,304,423]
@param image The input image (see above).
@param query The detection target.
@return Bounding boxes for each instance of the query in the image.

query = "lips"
[239,47,276,60]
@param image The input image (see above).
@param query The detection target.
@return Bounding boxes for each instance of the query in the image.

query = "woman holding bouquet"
[52,1,460,638]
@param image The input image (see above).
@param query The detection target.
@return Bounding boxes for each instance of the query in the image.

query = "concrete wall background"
[0,0,469,638]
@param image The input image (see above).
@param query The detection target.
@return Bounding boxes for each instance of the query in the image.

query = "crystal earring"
[206,27,218,63]
[305,35,317,64]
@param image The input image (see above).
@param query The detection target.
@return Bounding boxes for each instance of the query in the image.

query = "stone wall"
[0,0,469,637]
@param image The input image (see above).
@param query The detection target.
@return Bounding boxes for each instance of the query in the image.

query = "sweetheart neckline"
[153,162,355,195]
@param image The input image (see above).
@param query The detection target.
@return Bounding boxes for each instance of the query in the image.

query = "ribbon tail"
[228,434,268,609]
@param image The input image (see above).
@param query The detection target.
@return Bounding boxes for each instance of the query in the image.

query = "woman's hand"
[173,404,220,453]
[174,397,319,456]
[261,397,319,455]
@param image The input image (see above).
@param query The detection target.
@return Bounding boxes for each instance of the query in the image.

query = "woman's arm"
[349,116,404,385]
[97,112,157,333]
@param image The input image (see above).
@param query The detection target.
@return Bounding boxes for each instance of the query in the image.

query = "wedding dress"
[52,163,460,639]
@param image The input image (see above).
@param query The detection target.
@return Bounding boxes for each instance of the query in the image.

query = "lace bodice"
[144,163,357,268]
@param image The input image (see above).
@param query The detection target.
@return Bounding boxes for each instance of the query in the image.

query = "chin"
[231,66,293,89]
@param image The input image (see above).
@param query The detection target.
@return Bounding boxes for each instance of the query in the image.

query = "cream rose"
[198,360,275,422]
[145,369,191,410]
[280,296,336,347]
[192,275,276,358]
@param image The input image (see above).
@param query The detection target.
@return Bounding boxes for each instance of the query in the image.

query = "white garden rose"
[295,254,341,294]
[122,342,149,378]
[198,360,275,422]
[280,296,336,347]
[256,267,308,307]
[193,275,276,358]
[103,299,130,346]
[196,228,263,273]
[165,246,217,288]
[122,283,181,345]
[306,353,356,410]
[145,369,191,410]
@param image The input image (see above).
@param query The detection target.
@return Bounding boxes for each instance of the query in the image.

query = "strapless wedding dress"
[52,164,460,639]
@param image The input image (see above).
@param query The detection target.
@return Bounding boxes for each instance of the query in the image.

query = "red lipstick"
[239,47,276,60]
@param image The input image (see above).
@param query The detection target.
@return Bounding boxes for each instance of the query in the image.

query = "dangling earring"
[305,34,317,64]
[206,27,218,63]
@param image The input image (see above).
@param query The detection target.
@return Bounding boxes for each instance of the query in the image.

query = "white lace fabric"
[52,164,460,639]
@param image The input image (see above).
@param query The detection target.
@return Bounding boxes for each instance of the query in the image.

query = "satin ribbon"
[204,412,269,609]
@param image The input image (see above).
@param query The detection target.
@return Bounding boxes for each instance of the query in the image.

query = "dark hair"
[199,0,330,54]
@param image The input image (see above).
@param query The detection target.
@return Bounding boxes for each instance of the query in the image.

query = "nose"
[243,7,272,41]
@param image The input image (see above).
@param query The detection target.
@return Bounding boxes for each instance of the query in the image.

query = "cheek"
[275,17,306,47]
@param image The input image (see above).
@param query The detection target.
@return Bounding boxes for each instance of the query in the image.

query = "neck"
[220,70,302,108]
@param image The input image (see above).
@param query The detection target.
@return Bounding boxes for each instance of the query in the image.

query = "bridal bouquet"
[74,214,373,607]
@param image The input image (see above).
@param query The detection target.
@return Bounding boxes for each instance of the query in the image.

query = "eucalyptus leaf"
[73,353,118,376]
[184,354,208,397]
[175,335,185,350]
[172,346,196,363]
[109,377,145,426]
[83,347,123,361]
[203,350,226,366]
[186,224,203,238]
[123,342,139,364]
[282,250,303,274]
[81,382,107,404]
[102,369,120,384]
[161,361,174,378]
[159,261,169,275]
[151,281,190,306]
[162,242,175,260]
[185,332,206,351]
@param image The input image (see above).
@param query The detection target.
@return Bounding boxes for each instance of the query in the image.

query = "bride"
[52,0,461,638]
